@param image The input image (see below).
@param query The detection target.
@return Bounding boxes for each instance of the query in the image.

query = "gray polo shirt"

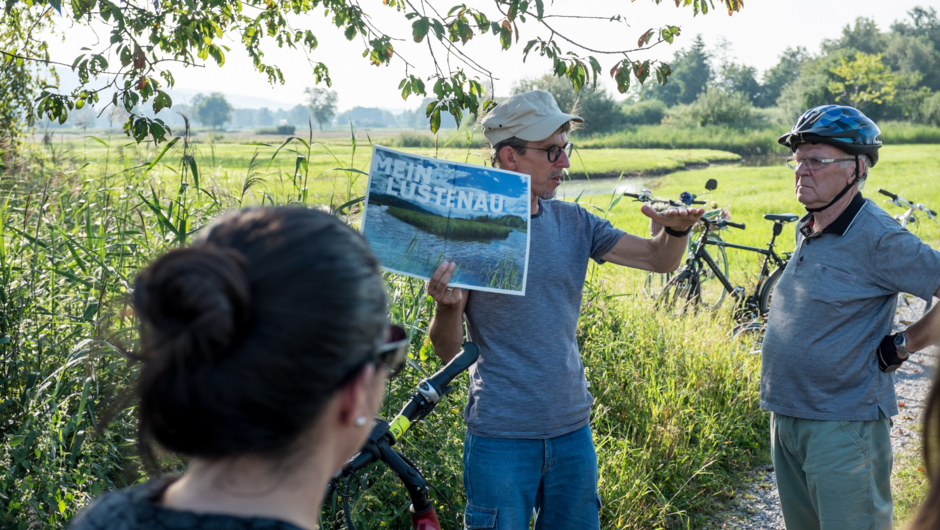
[761,193,940,421]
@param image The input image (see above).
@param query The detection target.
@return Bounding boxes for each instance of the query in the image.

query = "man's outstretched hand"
[428,261,463,306]
[641,204,706,233]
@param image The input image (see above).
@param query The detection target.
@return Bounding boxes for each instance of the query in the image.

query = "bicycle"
[325,342,480,530]
[624,179,729,302]
[879,188,938,317]
[657,212,797,324]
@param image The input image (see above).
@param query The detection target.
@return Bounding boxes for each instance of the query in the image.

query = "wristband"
[664,226,692,237]
[877,333,910,373]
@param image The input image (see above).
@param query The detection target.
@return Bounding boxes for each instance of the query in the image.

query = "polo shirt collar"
[798,192,866,238]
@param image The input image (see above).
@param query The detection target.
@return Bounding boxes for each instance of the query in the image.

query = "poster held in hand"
[361,145,531,295]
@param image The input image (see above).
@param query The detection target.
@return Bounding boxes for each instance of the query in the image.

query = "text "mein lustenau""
[377,158,507,214]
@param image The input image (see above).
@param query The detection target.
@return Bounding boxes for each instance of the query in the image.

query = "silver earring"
[354,416,367,427]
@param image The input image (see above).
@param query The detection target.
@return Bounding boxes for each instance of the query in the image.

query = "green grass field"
[1,137,938,528]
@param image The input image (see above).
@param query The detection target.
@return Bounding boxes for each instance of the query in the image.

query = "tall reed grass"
[1,127,791,529]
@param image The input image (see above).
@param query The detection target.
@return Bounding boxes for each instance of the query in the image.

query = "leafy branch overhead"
[12,0,743,141]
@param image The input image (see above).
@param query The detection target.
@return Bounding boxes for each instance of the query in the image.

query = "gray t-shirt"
[463,198,625,438]
[761,194,940,421]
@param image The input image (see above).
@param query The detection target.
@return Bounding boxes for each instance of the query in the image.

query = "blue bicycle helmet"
[779,105,883,213]
[778,105,882,166]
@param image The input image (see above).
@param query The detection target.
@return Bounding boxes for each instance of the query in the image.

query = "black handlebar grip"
[878,188,898,200]
[345,443,379,473]
[726,221,746,230]
[930,209,938,216]
[623,192,641,198]
[691,200,705,205]
[425,342,480,396]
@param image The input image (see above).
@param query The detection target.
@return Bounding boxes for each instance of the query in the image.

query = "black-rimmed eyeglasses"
[526,142,573,163]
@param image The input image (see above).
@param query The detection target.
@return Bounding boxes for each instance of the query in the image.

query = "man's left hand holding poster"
[361,145,531,295]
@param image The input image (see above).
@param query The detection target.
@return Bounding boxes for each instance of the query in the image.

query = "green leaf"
[430,107,441,133]
[153,90,172,113]
[431,19,445,40]
[412,17,430,43]
[412,77,425,95]
[188,156,200,189]
[433,78,446,99]
[499,21,512,50]
[344,25,357,40]
[141,136,179,177]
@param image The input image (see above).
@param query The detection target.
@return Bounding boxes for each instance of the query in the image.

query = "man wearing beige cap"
[428,90,702,529]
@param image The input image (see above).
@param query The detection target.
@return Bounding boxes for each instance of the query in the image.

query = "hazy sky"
[46,0,932,112]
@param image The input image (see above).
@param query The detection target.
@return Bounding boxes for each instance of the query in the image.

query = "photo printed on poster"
[361,145,531,295]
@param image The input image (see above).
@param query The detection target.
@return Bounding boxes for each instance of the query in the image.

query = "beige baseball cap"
[481,90,583,145]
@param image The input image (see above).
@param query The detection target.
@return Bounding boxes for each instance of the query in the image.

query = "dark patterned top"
[70,477,306,530]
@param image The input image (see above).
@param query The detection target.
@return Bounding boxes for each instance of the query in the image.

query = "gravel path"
[710,296,938,530]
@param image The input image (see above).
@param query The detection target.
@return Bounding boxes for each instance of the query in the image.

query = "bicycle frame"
[685,218,788,315]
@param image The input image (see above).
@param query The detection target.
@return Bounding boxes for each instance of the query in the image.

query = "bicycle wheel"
[658,270,696,315]
[696,238,728,310]
[643,271,672,299]
[758,267,784,317]
[324,464,405,529]
[731,320,765,355]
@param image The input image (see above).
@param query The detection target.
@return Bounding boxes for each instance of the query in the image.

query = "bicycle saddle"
[764,213,800,223]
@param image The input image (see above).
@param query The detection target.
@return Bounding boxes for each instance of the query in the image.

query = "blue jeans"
[462,424,601,530]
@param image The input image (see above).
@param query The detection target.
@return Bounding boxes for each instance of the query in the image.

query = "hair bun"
[135,246,251,361]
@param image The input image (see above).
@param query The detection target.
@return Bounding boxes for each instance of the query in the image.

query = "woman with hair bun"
[71,207,408,530]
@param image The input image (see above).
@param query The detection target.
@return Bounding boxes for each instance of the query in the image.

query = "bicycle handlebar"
[879,188,936,218]
[702,217,745,230]
[878,188,898,200]
[622,191,692,208]
[331,342,479,530]
[423,343,480,403]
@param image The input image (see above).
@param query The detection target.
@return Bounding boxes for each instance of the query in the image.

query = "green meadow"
[385,207,516,241]
[2,136,938,529]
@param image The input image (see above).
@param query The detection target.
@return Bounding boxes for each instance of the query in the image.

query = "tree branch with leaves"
[9,0,743,144]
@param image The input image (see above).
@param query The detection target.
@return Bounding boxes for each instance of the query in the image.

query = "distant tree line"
[520,6,940,132]
[37,7,940,136]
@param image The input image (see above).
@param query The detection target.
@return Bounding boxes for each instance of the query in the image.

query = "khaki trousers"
[770,411,893,530]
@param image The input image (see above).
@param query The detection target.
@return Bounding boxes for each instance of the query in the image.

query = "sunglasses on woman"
[332,324,410,391]
[374,324,410,378]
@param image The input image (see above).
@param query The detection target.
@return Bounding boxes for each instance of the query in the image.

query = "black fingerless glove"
[876,333,907,373]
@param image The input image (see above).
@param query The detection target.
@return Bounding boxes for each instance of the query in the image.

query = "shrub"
[394,132,436,148]
[576,125,786,157]
[666,88,761,128]
[921,92,940,127]
[256,125,296,135]
[621,100,667,125]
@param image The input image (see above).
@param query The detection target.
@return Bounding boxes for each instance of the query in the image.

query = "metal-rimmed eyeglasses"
[786,156,856,171]
[527,142,573,163]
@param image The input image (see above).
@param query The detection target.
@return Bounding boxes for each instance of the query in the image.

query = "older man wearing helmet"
[761,105,940,529]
